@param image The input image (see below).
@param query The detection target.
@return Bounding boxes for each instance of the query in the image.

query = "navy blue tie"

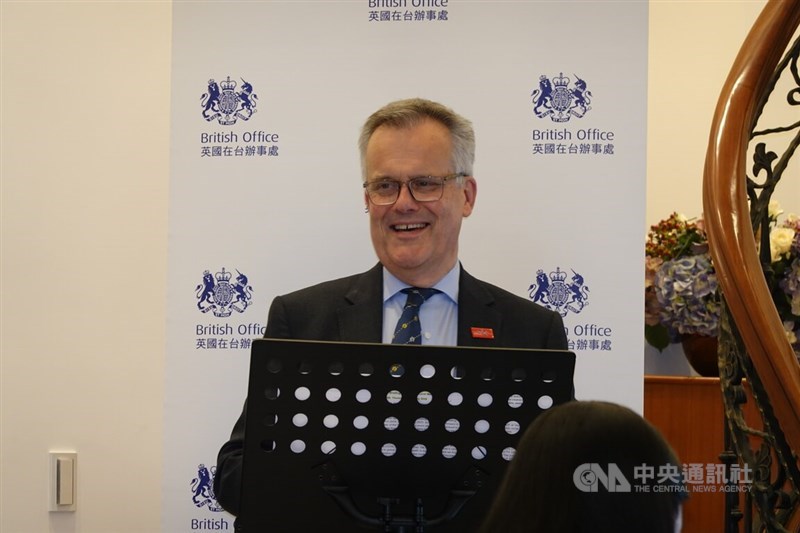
[392,288,440,344]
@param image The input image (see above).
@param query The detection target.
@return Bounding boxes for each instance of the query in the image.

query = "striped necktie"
[392,287,440,345]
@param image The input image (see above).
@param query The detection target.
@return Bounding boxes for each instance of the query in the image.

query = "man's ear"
[462,176,477,217]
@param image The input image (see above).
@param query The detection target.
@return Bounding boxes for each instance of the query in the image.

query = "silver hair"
[358,98,475,181]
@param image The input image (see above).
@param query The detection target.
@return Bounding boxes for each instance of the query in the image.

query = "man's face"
[364,119,477,286]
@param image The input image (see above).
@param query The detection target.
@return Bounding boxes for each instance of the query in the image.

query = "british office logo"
[528,267,590,317]
[531,73,592,123]
[190,464,224,512]
[196,267,253,317]
[201,76,258,125]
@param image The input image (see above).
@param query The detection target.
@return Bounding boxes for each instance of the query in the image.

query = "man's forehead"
[368,121,451,153]
[370,117,448,137]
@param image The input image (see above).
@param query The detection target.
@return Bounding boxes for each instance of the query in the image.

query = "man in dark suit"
[213,98,568,516]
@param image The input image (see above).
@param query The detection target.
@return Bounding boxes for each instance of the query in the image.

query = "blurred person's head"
[481,401,685,533]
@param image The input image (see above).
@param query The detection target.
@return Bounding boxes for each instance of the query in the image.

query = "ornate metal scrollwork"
[719,32,800,532]
[720,303,799,531]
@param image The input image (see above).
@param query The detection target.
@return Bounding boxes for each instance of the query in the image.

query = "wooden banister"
[703,0,800,530]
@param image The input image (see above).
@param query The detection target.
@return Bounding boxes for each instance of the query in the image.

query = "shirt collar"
[383,263,460,304]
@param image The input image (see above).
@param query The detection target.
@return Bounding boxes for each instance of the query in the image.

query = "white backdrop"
[165,2,647,529]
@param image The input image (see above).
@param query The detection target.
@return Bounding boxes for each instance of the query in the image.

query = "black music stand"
[239,338,575,532]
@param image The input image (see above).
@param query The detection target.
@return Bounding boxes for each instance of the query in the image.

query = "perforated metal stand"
[239,338,575,532]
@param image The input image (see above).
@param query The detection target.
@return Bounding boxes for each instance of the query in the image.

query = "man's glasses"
[363,173,467,206]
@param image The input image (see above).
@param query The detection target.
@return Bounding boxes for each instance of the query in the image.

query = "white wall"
[2,2,171,532]
[647,1,799,223]
[2,1,796,531]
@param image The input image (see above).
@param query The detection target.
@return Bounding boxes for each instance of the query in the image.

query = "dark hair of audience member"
[480,401,685,533]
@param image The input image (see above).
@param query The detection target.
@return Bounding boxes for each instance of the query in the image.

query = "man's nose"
[393,183,419,210]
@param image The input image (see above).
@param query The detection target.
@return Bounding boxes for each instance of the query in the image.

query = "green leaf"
[645,324,671,351]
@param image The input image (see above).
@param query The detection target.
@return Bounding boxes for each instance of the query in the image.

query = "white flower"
[770,227,795,262]
[769,199,784,220]
[784,322,798,345]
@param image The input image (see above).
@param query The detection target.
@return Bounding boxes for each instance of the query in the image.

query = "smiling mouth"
[392,223,429,232]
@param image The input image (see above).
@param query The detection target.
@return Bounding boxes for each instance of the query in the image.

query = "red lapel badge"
[470,327,495,339]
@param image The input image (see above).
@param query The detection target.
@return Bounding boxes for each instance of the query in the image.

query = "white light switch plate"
[49,451,77,512]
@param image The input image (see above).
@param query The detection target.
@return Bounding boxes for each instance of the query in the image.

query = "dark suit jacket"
[214,263,568,516]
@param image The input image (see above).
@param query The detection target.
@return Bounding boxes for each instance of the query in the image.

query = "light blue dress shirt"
[382,263,460,346]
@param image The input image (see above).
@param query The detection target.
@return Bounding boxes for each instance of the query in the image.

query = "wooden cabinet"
[644,375,757,533]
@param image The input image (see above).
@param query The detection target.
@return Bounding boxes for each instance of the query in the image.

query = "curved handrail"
[703,0,800,529]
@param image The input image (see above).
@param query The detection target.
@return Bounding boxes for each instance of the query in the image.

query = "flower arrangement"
[766,206,800,355]
[645,205,800,359]
[645,213,720,351]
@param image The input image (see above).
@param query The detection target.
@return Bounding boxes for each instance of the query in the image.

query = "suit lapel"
[337,263,383,343]
[457,268,502,346]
